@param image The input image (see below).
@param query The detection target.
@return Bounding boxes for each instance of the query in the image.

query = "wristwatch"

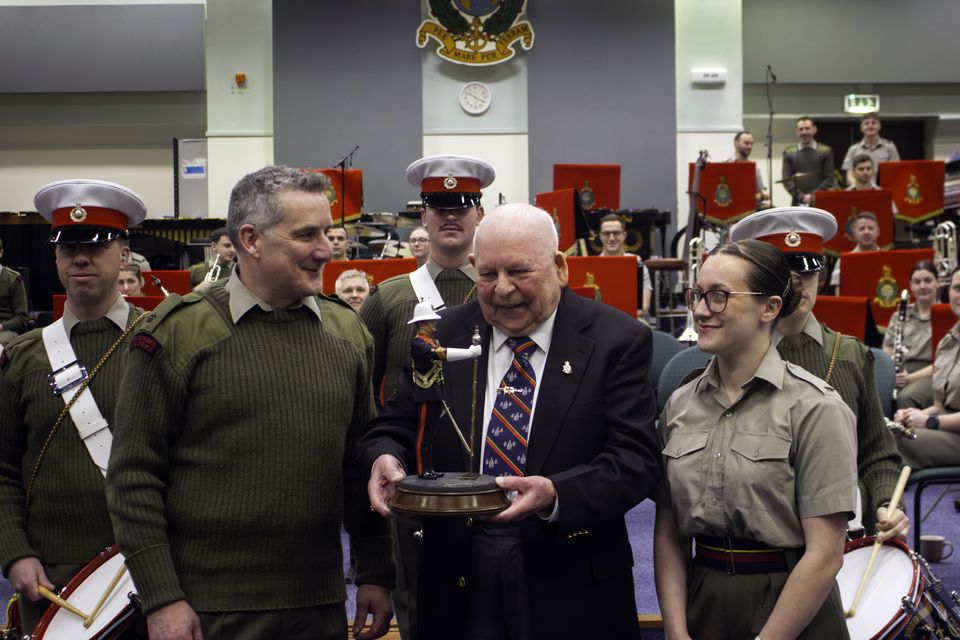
[927,414,940,430]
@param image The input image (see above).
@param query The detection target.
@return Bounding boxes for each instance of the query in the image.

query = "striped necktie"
[484,336,536,477]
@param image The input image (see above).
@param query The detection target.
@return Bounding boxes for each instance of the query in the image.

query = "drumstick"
[845,465,912,617]
[83,562,127,628]
[37,584,89,620]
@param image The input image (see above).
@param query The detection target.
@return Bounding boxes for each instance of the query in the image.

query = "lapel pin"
[562,360,572,375]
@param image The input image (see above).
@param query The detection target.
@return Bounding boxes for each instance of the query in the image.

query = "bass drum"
[838,536,922,639]
[32,545,140,640]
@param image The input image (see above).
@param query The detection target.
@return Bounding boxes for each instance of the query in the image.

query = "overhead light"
[844,94,880,114]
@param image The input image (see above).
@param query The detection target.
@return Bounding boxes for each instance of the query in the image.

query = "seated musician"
[731,208,908,540]
[326,225,350,261]
[883,260,937,410]
[0,179,148,638]
[830,211,882,294]
[188,227,235,292]
[118,264,146,298]
[598,213,653,319]
[895,266,960,470]
[655,239,858,639]
[335,268,371,312]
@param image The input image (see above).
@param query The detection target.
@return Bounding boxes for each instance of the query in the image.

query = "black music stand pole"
[765,65,776,206]
[333,145,359,227]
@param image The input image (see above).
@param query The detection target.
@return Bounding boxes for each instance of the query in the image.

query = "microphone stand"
[333,145,359,227]
[765,65,776,207]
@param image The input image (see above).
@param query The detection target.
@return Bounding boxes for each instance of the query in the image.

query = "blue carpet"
[4,486,958,637]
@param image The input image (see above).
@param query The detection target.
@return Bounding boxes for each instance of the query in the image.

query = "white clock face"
[459,82,491,115]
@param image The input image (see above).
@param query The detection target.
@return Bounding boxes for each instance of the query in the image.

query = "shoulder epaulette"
[137,292,205,334]
[317,291,355,313]
[784,361,834,395]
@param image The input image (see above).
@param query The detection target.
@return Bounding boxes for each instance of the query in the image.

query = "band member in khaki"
[0,179,148,637]
[655,240,858,640]
[896,266,960,469]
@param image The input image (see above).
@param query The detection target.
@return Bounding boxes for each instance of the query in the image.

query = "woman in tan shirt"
[655,239,858,640]
[883,260,937,410]
[895,267,960,469]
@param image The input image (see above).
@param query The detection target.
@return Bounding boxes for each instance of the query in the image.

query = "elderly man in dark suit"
[359,202,660,640]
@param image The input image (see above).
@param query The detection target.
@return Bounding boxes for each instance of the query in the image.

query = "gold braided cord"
[25,312,148,510]
[824,331,843,386]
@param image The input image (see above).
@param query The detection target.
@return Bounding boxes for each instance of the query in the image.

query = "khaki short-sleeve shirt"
[658,345,858,549]
[934,322,960,411]
[884,305,933,367]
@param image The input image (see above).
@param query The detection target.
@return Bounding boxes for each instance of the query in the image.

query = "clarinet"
[892,289,909,403]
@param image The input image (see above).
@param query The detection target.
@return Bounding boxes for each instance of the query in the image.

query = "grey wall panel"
[527,0,677,216]
[272,0,423,213]
[744,0,960,84]
[0,4,205,93]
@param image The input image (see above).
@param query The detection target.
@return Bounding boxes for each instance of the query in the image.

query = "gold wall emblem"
[417,0,535,67]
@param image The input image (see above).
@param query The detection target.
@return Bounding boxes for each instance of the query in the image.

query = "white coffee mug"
[920,534,954,562]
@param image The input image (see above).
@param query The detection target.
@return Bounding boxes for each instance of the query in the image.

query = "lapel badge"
[784,230,801,248]
[70,203,88,223]
[443,175,458,190]
[562,360,572,375]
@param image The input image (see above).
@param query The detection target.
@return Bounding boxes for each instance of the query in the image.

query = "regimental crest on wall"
[417,0,535,66]
[873,265,899,308]
[578,180,596,211]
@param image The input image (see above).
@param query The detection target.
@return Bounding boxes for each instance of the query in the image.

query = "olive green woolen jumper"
[777,323,902,532]
[107,285,393,614]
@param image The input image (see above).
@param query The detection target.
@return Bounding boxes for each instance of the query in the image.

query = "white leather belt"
[41,319,111,476]
[409,263,446,311]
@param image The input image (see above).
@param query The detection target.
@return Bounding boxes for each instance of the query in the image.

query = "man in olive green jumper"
[0,238,29,347]
[106,166,394,640]
[0,179,148,636]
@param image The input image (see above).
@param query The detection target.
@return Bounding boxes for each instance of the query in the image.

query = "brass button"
[724,411,733,418]
[457,577,466,588]
[714,452,721,460]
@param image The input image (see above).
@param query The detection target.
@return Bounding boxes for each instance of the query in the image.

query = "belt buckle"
[724,536,736,576]
[47,360,89,395]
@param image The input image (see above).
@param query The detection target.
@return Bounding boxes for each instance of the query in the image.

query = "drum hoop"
[31,544,128,639]
[843,535,922,639]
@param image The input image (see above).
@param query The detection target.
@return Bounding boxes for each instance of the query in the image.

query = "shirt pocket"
[662,430,710,508]
[727,432,794,510]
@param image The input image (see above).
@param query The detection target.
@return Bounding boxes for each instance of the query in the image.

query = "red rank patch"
[0,350,8,369]
[130,333,160,355]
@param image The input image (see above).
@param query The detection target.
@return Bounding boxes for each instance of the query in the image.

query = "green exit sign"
[844,94,880,114]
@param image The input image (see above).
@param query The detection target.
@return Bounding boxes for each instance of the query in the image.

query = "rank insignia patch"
[130,333,160,355]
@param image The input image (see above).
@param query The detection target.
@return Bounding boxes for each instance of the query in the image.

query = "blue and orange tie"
[484,336,536,477]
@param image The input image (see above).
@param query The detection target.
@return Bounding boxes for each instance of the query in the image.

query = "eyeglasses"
[684,288,768,313]
[599,230,624,238]
[408,238,430,245]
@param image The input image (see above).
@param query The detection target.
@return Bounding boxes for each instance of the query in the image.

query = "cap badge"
[784,230,802,248]
[443,176,458,190]
[70,203,88,223]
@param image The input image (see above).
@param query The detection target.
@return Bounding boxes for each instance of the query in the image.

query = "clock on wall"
[459,82,492,115]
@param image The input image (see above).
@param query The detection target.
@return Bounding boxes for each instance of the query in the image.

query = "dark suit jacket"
[358,289,660,640]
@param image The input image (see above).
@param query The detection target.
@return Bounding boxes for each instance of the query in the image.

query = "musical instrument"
[886,417,917,440]
[903,552,960,638]
[773,170,820,184]
[344,222,388,239]
[839,536,922,639]
[677,235,702,344]
[148,275,170,298]
[31,545,140,640]
[362,211,420,229]
[202,255,222,284]
[933,221,957,291]
[892,289,909,403]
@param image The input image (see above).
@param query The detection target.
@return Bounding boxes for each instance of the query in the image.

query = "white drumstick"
[846,465,912,617]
